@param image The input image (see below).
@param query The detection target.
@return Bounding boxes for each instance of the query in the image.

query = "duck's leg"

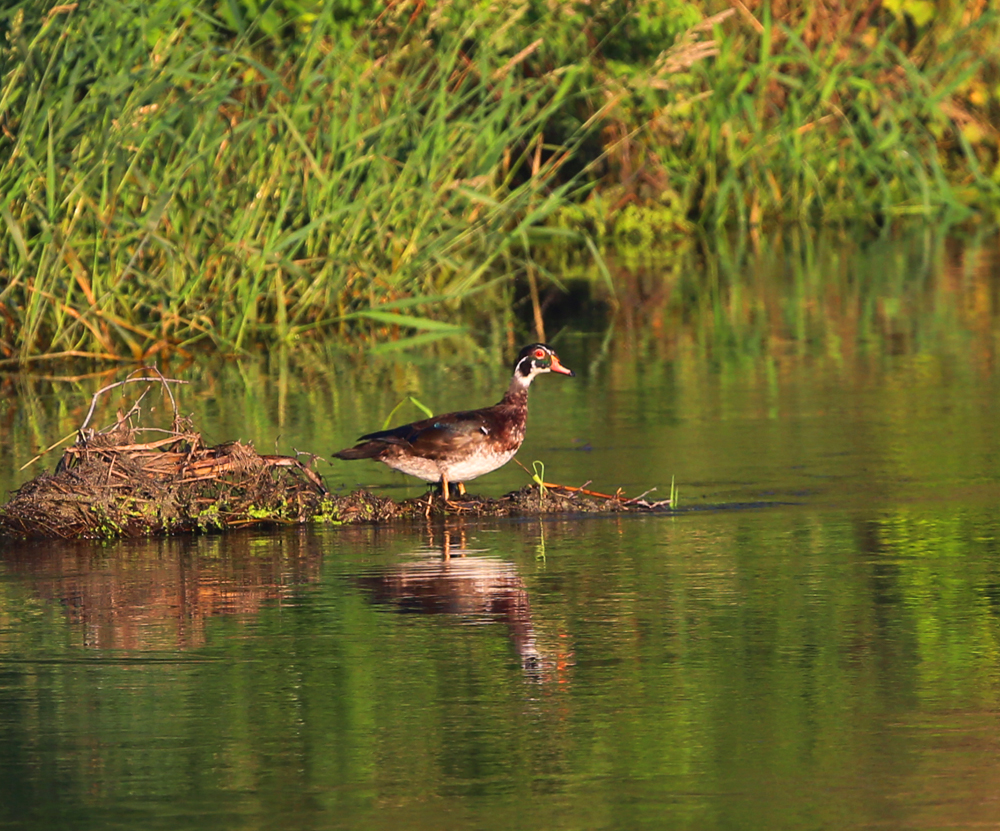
[456,482,466,496]
[440,473,450,502]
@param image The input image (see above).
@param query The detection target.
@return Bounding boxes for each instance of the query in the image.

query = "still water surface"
[2,231,1000,829]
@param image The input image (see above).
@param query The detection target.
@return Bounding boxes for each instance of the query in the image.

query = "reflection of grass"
[4,221,996,500]
[2,497,998,821]
[548,227,1000,371]
[872,507,1000,705]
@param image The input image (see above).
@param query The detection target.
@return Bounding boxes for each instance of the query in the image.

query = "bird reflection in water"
[356,522,570,684]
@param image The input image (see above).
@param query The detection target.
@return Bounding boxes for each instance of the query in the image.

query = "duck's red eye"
[533,349,545,359]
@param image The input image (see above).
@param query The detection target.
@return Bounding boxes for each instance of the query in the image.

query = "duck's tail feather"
[333,442,385,460]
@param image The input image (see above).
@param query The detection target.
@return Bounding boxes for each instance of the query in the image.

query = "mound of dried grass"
[0,373,328,540]
[0,372,672,541]
[0,416,328,539]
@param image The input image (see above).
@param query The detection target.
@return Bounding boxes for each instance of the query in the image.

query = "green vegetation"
[380,396,433,430]
[531,459,546,506]
[1,0,999,364]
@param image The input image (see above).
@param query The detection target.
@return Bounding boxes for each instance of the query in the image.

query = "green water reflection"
[2,509,1000,829]
[2,230,999,507]
[1,228,1000,828]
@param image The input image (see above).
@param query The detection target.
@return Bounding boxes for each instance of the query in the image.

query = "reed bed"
[0,1,589,363]
[2,0,999,364]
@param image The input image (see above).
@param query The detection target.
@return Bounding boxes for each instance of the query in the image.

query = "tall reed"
[2,0,999,365]
[0,2,587,363]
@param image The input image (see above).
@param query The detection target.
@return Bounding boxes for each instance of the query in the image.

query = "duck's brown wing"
[335,409,493,461]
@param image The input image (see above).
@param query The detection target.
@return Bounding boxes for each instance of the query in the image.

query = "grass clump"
[0,1,587,363]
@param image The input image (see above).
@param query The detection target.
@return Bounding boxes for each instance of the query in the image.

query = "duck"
[334,344,575,500]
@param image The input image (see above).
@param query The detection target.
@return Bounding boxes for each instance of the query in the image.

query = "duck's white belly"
[384,447,518,484]
[443,448,519,482]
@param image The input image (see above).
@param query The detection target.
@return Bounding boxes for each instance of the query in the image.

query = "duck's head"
[512,343,575,387]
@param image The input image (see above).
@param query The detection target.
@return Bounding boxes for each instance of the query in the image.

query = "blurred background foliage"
[1,0,999,362]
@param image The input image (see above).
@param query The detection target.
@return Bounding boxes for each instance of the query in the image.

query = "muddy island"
[0,375,673,541]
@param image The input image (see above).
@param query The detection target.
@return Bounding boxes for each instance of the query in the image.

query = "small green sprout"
[532,460,547,509]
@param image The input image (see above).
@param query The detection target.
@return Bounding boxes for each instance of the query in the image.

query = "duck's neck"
[500,374,532,407]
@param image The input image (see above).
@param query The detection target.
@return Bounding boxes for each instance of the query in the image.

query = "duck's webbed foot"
[436,477,478,509]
